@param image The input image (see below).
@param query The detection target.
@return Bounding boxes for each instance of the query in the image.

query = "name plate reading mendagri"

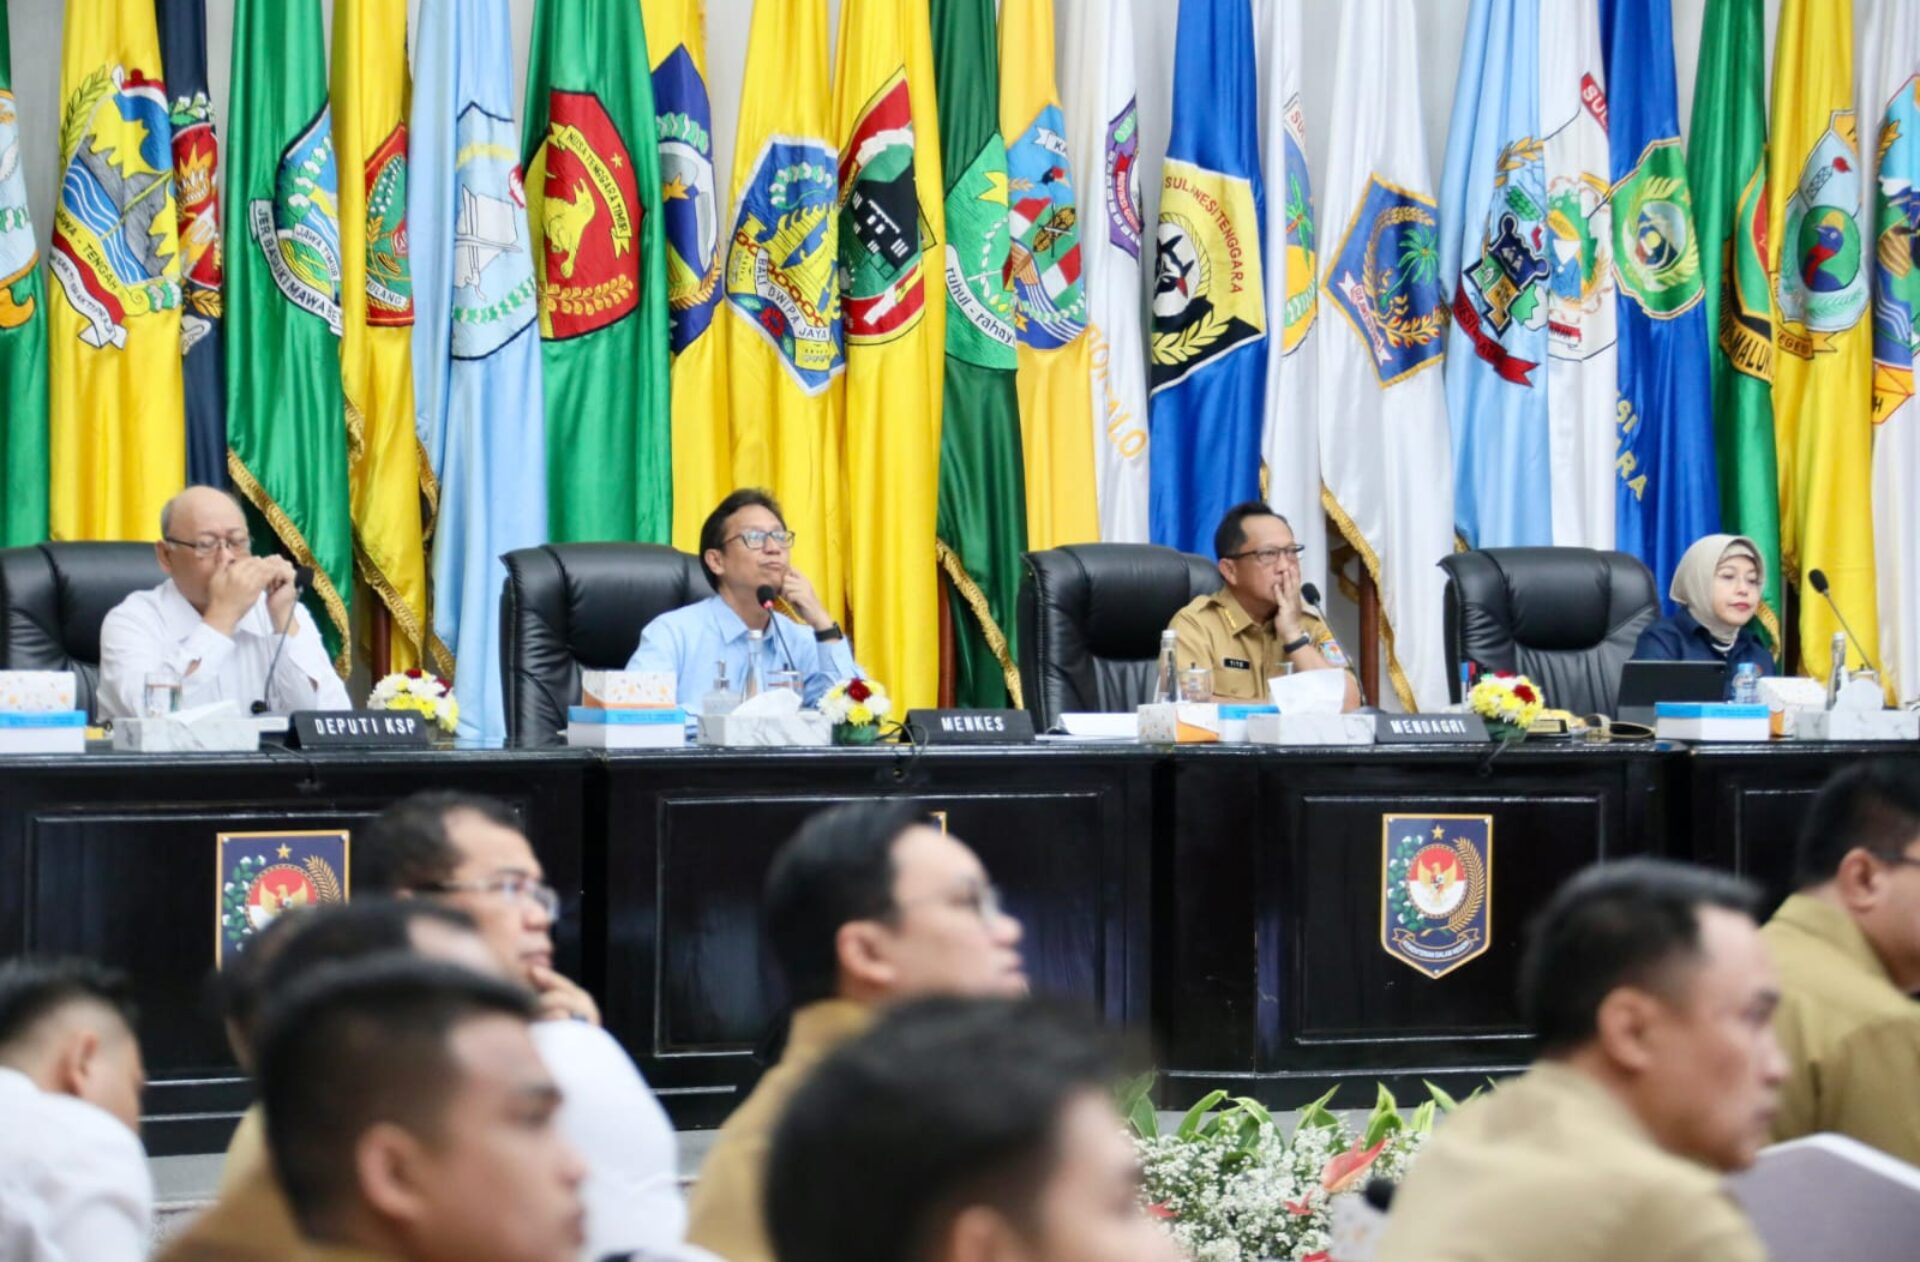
[1373,713,1489,744]
[906,709,1036,744]
[290,711,433,749]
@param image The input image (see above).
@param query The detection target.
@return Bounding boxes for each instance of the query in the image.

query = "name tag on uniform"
[1222,657,1252,670]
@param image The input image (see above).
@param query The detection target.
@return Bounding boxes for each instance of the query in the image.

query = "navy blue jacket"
[1632,608,1777,677]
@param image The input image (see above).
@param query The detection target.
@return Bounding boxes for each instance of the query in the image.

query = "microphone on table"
[1808,568,1880,677]
[253,565,313,716]
[1301,581,1324,615]
[756,584,798,673]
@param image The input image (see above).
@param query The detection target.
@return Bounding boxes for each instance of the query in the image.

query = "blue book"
[0,711,87,728]
[567,706,687,726]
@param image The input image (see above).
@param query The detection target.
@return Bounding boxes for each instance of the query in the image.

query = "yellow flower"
[847,703,874,726]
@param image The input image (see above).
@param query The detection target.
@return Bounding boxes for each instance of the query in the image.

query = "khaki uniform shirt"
[1375,1062,1767,1262]
[1167,590,1349,702]
[685,1000,873,1262]
[154,1105,304,1262]
[1764,893,1920,1164]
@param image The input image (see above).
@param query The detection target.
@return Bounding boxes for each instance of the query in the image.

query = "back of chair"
[499,543,710,745]
[0,542,167,720]
[1017,543,1223,730]
[1439,547,1658,716]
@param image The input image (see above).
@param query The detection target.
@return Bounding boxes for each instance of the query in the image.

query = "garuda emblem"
[1381,815,1493,980]
[217,831,350,967]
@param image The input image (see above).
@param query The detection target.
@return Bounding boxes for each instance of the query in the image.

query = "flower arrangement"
[819,676,891,745]
[369,668,460,734]
[1467,671,1543,740]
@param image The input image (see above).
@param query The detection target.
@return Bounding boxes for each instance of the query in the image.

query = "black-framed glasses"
[1225,544,1306,566]
[418,874,561,918]
[726,528,797,550]
[163,534,251,559]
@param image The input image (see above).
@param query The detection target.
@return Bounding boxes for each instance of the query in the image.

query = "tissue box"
[1136,703,1222,743]
[111,714,261,752]
[1655,702,1771,742]
[580,670,678,709]
[565,705,687,749]
[697,712,832,747]
[0,671,77,714]
[1246,712,1376,746]
[1793,708,1920,741]
[0,709,86,753]
[1218,704,1279,743]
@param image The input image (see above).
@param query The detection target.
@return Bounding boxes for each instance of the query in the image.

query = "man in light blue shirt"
[628,489,859,713]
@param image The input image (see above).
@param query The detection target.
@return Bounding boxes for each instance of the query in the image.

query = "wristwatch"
[1281,632,1313,655]
[815,623,844,643]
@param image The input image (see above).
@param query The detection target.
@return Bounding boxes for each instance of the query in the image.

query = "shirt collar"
[705,594,756,645]
[1771,893,1895,983]
[785,999,874,1062]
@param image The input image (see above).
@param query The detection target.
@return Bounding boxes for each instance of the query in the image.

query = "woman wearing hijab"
[1631,534,1777,675]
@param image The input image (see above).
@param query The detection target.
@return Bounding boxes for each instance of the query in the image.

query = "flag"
[156,0,226,489]
[1059,0,1149,542]
[1256,0,1326,595]
[644,0,732,553]
[1602,0,1719,606]
[1541,0,1617,549]
[1000,0,1097,552]
[411,0,548,740]
[1148,0,1266,557]
[932,0,1026,709]
[834,0,946,711]
[724,0,845,620]
[1771,0,1877,678]
[334,0,439,674]
[1318,0,1456,710]
[1690,0,1780,642]
[524,0,671,545]
[48,0,185,541]
[225,0,351,668]
[0,0,48,546]
[1863,0,1920,700]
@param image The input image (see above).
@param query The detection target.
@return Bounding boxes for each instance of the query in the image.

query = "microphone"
[1301,581,1324,611]
[252,566,312,716]
[1808,568,1881,677]
[755,584,798,673]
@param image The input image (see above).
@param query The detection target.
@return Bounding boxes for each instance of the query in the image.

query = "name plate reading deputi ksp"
[1373,713,1490,744]
[906,709,1036,744]
[290,711,433,749]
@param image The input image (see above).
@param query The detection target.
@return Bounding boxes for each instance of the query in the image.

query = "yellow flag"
[835,0,946,710]
[49,2,185,540]
[1770,0,1878,677]
[999,0,1099,551]
[333,0,439,674]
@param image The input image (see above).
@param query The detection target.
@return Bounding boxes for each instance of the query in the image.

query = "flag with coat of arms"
[0,0,47,547]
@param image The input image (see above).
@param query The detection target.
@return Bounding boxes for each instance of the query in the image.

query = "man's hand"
[781,567,835,631]
[529,964,601,1025]
[262,556,300,635]
[204,557,276,636]
[1271,564,1307,641]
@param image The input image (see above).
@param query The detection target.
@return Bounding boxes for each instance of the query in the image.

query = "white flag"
[1059,0,1150,542]
[1317,0,1457,711]
[1256,0,1326,597]
[1541,0,1617,549]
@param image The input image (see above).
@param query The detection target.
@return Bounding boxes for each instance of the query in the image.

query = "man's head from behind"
[770,997,1176,1262]
[765,800,1026,1009]
[0,957,144,1133]
[257,957,583,1262]
[699,487,792,595]
[1793,760,1920,991]
[1522,858,1784,1172]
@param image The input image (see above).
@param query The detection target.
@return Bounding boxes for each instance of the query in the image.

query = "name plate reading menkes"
[290,711,433,749]
[906,709,1036,745]
[1373,713,1489,744]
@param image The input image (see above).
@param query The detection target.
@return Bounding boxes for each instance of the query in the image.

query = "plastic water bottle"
[1829,631,1849,708]
[743,628,767,700]
[702,660,738,716]
[1731,662,1760,706]
[1152,629,1178,704]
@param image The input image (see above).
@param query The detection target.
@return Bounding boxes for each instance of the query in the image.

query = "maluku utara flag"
[525,0,671,545]
[724,0,845,622]
[156,0,226,490]
[932,0,1026,710]
[49,0,185,542]
[1148,0,1266,557]
[645,0,733,554]
[0,0,48,547]
[226,0,352,669]
[1440,0,1551,550]
[834,0,946,712]
[1601,0,1719,608]
[410,0,549,741]
[1771,0,1878,678]
[1690,0,1780,644]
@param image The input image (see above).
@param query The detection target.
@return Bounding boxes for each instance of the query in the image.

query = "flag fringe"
[1321,482,1420,712]
[935,538,1024,708]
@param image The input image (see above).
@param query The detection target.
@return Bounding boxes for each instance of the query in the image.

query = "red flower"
[1494,670,1515,680]
[1319,1135,1388,1195]
[1283,1196,1316,1217]
[1303,1253,1331,1262]
[404,668,425,679]
[846,678,873,703]
[1512,683,1537,704]
[1145,1202,1177,1221]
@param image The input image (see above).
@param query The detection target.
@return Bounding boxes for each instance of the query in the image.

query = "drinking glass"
[1179,665,1213,703]
[143,668,181,718]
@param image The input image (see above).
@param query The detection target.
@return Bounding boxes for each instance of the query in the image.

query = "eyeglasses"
[896,882,1006,925]
[726,529,797,551]
[1225,544,1306,566]
[419,874,561,918]
[164,534,251,559]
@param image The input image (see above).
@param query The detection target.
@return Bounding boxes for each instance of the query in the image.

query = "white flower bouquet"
[368,669,460,734]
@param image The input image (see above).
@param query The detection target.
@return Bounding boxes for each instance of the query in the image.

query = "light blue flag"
[1439,0,1551,548]
[1602,0,1719,605]
[410,0,548,741]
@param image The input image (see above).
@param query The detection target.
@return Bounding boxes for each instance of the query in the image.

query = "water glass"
[766,668,804,699]
[142,669,181,718]
[1179,664,1213,703]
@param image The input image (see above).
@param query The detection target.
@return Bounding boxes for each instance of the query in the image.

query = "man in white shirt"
[0,957,152,1262]
[97,485,350,720]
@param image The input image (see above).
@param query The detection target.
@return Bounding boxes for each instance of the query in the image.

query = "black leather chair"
[0,542,166,720]
[499,542,711,745]
[1438,547,1658,717]
[1017,543,1223,731]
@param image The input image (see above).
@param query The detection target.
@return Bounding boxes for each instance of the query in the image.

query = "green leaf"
[1296,1084,1342,1130]
[1362,1082,1405,1147]
[1423,1080,1461,1112]
[1128,1091,1160,1140]
[1409,1099,1437,1135]
[1177,1090,1228,1140]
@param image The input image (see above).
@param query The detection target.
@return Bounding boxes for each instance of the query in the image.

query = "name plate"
[906,709,1036,744]
[1373,713,1489,744]
[290,710,433,748]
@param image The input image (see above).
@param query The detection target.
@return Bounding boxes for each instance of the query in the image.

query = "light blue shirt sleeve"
[626,599,867,714]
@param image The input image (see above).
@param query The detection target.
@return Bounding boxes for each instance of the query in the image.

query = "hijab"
[1669,534,1764,649]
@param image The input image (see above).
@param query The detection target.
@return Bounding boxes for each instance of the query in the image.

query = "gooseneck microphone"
[1301,581,1324,613]
[1808,568,1881,677]
[252,566,312,716]
[755,584,798,673]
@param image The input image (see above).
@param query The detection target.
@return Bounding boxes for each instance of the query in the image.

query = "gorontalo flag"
[524,0,671,545]
[1318,0,1456,710]
[0,0,48,546]
[334,0,439,674]
[1770,0,1877,678]
[226,0,351,668]
[724,0,845,620]
[49,0,185,541]
[933,0,1026,709]
[1690,0,1780,643]
[834,0,946,711]
[645,0,732,554]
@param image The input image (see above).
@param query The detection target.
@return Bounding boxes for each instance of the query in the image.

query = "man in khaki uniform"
[1763,761,1920,1164]
[1167,502,1361,709]
[1377,860,1785,1262]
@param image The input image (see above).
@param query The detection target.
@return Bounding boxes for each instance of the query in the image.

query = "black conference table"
[0,736,1906,1153]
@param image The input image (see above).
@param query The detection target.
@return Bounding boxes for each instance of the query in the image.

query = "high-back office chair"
[0,542,166,721]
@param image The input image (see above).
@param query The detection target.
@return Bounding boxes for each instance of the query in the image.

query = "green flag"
[0,0,48,546]
[1689,0,1782,644]
[225,0,352,668]
[932,0,1027,708]
[523,0,672,543]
